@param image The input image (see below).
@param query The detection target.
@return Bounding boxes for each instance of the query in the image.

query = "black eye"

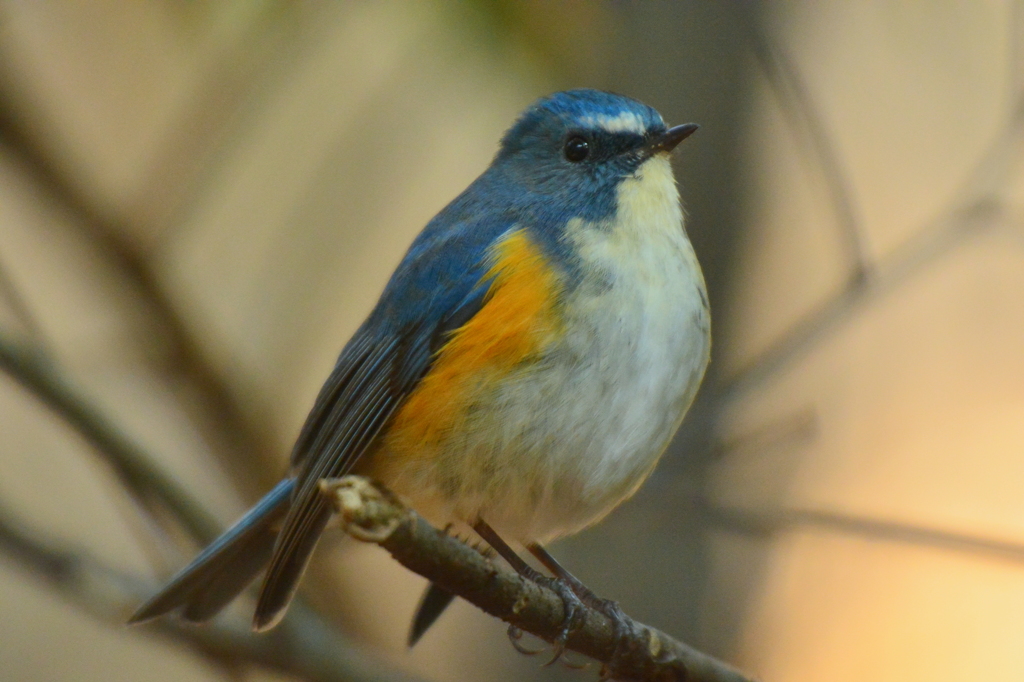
[563,135,590,162]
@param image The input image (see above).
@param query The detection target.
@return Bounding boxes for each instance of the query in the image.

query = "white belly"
[384,156,710,543]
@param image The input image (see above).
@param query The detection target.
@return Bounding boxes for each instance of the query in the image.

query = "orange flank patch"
[385,229,562,455]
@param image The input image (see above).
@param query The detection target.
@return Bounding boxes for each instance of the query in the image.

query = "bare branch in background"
[0,330,428,681]
[716,90,1024,402]
[0,73,285,498]
[750,31,871,283]
[324,476,754,682]
[0,334,221,545]
[0,252,48,345]
[0,500,424,682]
[701,500,1024,567]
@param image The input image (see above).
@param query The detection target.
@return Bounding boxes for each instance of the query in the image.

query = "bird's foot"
[592,598,637,681]
[535,575,588,666]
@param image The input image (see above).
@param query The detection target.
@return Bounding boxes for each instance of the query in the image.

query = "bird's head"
[489,89,697,224]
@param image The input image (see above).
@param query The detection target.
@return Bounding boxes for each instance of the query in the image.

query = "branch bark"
[322,476,755,682]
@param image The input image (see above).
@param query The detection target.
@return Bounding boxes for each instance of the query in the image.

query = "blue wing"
[251,208,515,630]
[130,201,516,629]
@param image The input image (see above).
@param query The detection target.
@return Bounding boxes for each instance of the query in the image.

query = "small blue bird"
[130,89,710,649]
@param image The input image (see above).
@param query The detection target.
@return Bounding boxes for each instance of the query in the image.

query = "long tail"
[129,479,294,624]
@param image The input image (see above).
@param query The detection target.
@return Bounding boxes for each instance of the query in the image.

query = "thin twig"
[714,30,1024,403]
[0,245,186,574]
[323,476,754,682]
[0,252,48,344]
[701,501,1024,566]
[0,73,284,498]
[750,30,871,282]
[0,501,423,682]
[0,333,428,681]
[718,104,1020,401]
[0,335,221,544]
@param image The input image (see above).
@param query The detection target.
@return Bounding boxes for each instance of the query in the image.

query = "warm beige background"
[0,2,1021,681]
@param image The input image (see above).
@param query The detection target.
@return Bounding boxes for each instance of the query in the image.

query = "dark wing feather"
[288,332,376,471]
[251,285,493,632]
[251,207,513,631]
[252,336,400,630]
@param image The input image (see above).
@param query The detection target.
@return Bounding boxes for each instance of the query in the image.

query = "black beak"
[645,123,699,156]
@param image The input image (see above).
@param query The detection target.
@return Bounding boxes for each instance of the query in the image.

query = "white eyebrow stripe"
[580,111,648,134]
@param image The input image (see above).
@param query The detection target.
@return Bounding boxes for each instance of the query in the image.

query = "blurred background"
[1,2,1023,681]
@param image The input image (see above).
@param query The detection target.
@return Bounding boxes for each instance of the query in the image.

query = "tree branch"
[322,476,754,682]
[0,336,222,544]
[750,28,871,283]
[0,333,425,682]
[700,499,1024,566]
[0,498,424,682]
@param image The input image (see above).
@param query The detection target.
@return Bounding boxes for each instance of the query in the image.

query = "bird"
[129,88,710,652]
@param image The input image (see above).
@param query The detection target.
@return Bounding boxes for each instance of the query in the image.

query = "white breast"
[382,155,710,544]
[472,156,709,542]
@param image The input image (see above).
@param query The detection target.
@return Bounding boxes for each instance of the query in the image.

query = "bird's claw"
[536,576,588,666]
[593,598,635,680]
[506,625,545,655]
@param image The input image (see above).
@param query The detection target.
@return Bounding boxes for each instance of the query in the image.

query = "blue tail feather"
[129,479,294,624]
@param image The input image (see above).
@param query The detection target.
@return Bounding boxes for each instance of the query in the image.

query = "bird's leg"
[527,543,601,606]
[527,543,633,669]
[473,520,586,663]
